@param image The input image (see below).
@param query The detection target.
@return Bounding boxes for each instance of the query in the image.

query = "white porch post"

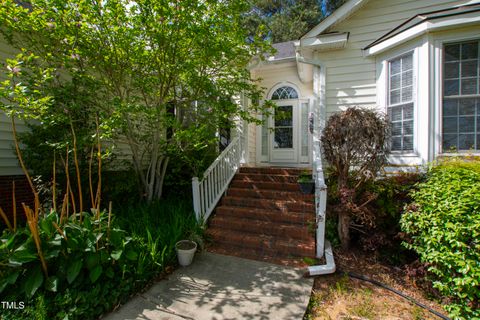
[192,177,201,222]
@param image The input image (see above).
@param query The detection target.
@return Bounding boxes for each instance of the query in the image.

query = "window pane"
[402,71,413,87]
[461,79,477,95]
[403,55,413,71]
[443,134,457,151]
[390,74,400,90]
[445,62,460,79]
[388,54,414,152]
[271,86,298,100]
[459,98,476,115]
[461,60,478,78]
[404,103,414,119]
[445,44,460,61]
[261,114,268,156]
[461,42,478,60]
[459,116,475,132]
[404,120,414,135]
[442,41,479,152]
[443,99,458,116]
[402,86,413,102]
[443,117,458,133]
[388,107,402,121]
[444,79,459,96]
[301,103,308,157]
[274,128,293,149]
[391,137,402,151]
[458,134,475,150]
[390,59,401,74]
[403,136,413,151]
[390,89,400,104]
[274,106,292,126]
[391,122,402,136]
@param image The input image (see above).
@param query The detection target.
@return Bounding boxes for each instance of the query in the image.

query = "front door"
[270,101,298,163]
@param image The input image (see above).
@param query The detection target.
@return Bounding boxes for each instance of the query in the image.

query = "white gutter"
[295,50,336,276]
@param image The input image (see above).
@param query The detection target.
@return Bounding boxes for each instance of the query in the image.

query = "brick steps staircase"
[206,167,316,267]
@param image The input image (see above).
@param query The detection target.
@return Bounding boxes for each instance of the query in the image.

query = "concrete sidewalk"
[103,252,314,320]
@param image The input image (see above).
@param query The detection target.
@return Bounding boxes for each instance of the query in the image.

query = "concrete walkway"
[103,252,314,320]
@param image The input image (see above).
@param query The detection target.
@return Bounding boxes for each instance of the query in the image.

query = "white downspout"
[296,50,336,276]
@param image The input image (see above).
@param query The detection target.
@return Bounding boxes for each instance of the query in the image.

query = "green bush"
[326,171,422,265]
[401,160,480,319]
[115,198,204,265]
[0,201,201,320]
[0,211,145,319]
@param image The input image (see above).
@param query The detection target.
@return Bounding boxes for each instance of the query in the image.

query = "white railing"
[313,158,328,258]
[192,136,242,222]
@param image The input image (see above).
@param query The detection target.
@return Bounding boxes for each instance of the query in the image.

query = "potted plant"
[298,170,315,194]
[175,240,198,267]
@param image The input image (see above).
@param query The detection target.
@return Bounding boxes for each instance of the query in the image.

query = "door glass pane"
[301,102,309,157]
[274,105,293,149]
[274,128,293,148]
[261,114,268,156]
[275,106,293,126]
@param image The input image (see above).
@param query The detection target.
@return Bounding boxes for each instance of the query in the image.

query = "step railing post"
[192,177,201,222]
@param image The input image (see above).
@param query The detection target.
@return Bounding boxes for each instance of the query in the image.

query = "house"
[194,0,480,272]
[1,0,480,270]
[245,0,480,169]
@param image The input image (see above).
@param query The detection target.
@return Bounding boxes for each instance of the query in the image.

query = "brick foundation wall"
[0,175,34,224]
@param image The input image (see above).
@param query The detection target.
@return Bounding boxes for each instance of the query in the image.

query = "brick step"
[209,215,313,240]
[220,196,315,212]
[215,206,315,225]
[207,228,315,258]
[230,180,301,192]
[226,188,314,202]
[239,167,311,176]
[233,173,298,184]
[208,244,311,268]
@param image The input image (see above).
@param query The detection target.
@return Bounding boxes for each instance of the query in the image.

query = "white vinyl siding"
[388,53,414,152]
[0,37,133,175]
[315,0,471,115]
[442,40,480,151]
[0,38,24,176]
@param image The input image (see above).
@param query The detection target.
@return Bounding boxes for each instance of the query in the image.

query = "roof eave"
[364,12,480,56]
[296,32,349,52]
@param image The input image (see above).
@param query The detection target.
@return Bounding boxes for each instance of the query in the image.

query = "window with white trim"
[387,53,414,152]
[442,40,480,152]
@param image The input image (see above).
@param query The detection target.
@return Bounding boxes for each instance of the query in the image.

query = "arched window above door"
[271,86,298,100]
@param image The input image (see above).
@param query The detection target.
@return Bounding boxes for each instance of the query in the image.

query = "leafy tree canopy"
[244,0,346,43]
[0,0,271,201]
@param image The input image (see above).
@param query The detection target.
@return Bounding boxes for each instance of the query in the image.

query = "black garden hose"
[337,269,451,320]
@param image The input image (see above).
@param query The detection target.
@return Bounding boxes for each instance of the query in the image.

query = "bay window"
[388,53,414,152]
[442,40,480,152]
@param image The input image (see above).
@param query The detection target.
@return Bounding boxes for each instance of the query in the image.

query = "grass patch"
[115,198,204,267]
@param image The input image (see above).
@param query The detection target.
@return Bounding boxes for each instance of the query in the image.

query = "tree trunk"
[338,210,351,250]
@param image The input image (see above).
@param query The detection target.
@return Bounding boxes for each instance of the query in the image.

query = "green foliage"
[244,0,324,42]
[0,0,271,201]
[360,173,422,265]
[401,160,480,319]
[298,170,313,183]
[0,206,196,320]
[115,198,204,266]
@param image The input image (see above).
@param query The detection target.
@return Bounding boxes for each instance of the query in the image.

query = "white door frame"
[269,99,299,163]
[256,98,312,167]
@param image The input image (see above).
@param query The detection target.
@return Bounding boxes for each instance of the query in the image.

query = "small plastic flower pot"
[299,181,315,194]
[175,240,197,267]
